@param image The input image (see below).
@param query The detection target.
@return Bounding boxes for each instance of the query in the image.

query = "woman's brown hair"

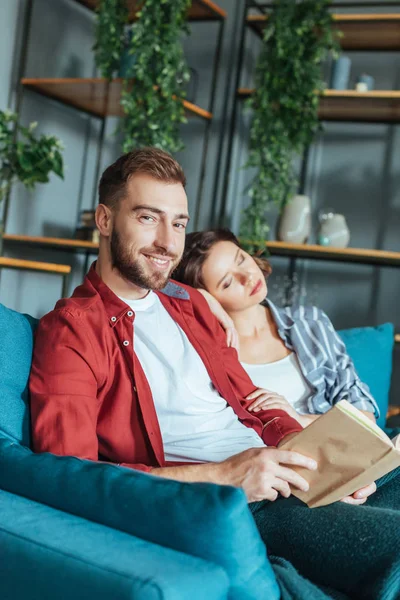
[173,229,272,289]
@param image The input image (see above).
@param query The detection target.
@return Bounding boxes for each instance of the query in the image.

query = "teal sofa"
[0,302,395,599]
[0,302,280,600]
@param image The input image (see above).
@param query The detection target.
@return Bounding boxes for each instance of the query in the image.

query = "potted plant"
[93,0,191,153]
[0,109,64,254]
[242,0,340,252]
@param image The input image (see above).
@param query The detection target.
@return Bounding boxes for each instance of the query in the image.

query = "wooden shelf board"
[247,13,400,50]
[21,78,212,121]
[0,256,71,275]
[74,0,226,21]
[5,235,400,267]
[3,234,99,254]
[238,88,400,123]
[265,241,400,267]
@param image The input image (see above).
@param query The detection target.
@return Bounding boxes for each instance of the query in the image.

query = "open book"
[279,400,400,508]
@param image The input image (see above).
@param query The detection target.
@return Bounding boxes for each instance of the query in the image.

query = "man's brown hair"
[98,147,186,209]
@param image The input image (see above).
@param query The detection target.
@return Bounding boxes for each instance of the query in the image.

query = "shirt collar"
[85,262,190,327]
[262,297,295,333]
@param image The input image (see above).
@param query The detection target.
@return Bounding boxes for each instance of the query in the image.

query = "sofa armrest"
[0,437,279,600]
[0,489,229,600]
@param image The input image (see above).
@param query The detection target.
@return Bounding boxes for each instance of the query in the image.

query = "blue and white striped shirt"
[265,299,379,419]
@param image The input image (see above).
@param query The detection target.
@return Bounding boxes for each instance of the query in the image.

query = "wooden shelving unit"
[74,0,227,21]
[22,78,213,120]
[5,234,400,269]
[265,241,400,268]
[238,88,400,123]
[247,13,400,51]
[2,0,227,285]
[0,256,71,296]
[0,256,71,275]
[3,234,99,254]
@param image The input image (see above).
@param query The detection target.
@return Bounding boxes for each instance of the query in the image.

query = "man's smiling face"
[109,173,189,290]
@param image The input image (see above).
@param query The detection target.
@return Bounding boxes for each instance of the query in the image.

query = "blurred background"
[0,0,399,407]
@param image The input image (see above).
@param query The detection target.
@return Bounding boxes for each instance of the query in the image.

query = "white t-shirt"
[121,291,265,463]
[241,353,313,414]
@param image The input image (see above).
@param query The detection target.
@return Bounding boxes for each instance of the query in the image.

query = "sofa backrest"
[0,303,38,446]
[338,323,394,428]
[0,300,395,445]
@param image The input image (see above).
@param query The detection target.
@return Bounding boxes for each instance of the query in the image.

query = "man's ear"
[95,204,113,238]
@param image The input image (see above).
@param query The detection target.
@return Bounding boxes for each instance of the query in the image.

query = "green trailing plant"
[93,0,128,80]
[93,0,191,153]
[242,0,340,252]
[0,109,64,204]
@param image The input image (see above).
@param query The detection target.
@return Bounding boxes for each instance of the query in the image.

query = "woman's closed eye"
[222,279,232,289]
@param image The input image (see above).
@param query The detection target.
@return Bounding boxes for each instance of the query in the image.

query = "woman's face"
[201,241,267,313]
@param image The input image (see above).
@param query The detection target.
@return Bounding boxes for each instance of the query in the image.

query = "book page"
[336,400,392,443]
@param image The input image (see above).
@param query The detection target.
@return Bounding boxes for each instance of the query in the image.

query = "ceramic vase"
[278,195,311,244]
[330,56,351,90]
[318,213,350,248]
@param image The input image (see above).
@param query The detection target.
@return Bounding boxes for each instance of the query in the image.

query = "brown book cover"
[279,400,400,508]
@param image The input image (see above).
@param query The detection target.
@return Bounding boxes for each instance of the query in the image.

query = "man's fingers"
[273,464,310,492]
[275,450,318,471]
[271,477,292,498]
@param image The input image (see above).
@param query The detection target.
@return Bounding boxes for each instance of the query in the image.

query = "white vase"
[318,213,350,248]
[278,195,311,244]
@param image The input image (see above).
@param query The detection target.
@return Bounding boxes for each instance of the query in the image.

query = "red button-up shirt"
[30,264,302,471]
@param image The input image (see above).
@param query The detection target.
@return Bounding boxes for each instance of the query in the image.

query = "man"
[30,147,313,501]
[30,148,399,599]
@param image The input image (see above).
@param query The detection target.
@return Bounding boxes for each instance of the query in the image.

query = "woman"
[173,228,379,432]
[173,230,400,600]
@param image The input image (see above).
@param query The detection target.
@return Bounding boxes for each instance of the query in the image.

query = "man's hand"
[151,446,317,504]
[246,388,301,421]
[219,447,317,503]
[340,482,377,505]
[197,288,239,350]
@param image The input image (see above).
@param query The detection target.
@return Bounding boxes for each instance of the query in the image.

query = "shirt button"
[123,340,130,346]
[111,316,117,322]
[127,311,133,317]
[133,386,137,392]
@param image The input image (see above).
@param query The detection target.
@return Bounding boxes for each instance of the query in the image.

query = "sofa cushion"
[338,323,394,428]
[0,303,38,445]
[0,438,280,600]
[0,489,229,600]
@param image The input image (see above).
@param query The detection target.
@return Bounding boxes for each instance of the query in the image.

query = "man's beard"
[110,228,179,290]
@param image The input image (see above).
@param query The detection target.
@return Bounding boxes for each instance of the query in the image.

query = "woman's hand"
[246,388,301,422]
[197,288,239,350]
[340,482,377,505]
